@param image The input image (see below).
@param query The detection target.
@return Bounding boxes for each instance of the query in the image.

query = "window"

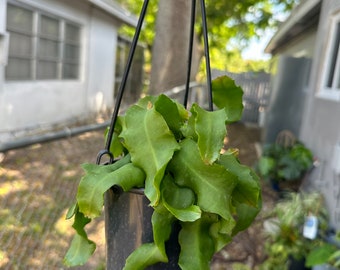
[6,4,34,80]
[319,14,340,100]
[5,3,81,81]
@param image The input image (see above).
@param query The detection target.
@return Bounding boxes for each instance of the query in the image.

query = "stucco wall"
[0,0,120,142]
[300,0,340,229]
[86,7,118,114]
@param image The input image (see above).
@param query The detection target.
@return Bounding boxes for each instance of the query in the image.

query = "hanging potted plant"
[63,76,262,269]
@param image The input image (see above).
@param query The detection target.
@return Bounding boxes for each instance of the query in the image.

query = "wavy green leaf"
[65,202,78,220]
[191,104,227,164]
[232,202,261,236]
[104,117,125,157]
[152,207,175,257]
[218,153,262,234]
[168,139,237,221]
[210,217,233,251]
[123,243,167,270]
[219,153,261,207]
[212,75,244,123]
[180,111,198,141]
[120,105,180,206]
[64,211,95,266]
[178,213,216,270]
[136,95,158,108]
[124,208,174,269]
[161,174,201,222]
[77,162,145,218]
[154,94,187,139]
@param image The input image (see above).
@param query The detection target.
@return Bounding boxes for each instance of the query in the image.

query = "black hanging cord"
[183,0,196,109]
[96,0,150,165]
[200,0,213,111]
[97,0,213,164]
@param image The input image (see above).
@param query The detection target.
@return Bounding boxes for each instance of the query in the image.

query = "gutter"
[0,121,110,153]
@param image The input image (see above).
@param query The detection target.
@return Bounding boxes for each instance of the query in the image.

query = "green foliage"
[64,76,262,269]
[211,48,271,73]
[114,0,297,73]
[212,76,244,123]
[257,142,313,183]
[306,244,337,267]
[305,231,340,268]
[260,192,330,270]
[116,0,297,49]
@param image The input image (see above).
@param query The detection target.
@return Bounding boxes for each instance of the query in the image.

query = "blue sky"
[241,2,293,60]
[241,29,274,60]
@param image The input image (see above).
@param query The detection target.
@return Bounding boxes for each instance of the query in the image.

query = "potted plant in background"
[260,192,330,270]
[256,141,314,193]
[63,76,262,269]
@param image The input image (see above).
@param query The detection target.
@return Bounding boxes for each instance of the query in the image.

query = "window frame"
[318,12,340,101]
[5,2,81,81]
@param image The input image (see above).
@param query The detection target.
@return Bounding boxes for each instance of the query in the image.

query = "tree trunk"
[149,0,202,95]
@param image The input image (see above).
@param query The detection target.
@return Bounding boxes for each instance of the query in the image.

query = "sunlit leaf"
[63,211,95,266]
[77,161,145,218]
[191,104,227,164]
[168,139,237,221]
[64,234,96,267]
[212,76,244,123]
[120,105,180,206]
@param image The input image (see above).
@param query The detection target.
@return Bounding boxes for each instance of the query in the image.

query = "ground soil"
[0,122,277,269]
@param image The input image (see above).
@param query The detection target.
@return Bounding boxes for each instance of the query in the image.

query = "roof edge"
[265,0,321,54]
[88,0,138,27]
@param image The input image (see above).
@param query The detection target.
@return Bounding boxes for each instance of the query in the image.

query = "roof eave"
[265,0,321,55]
[88,0,138,27]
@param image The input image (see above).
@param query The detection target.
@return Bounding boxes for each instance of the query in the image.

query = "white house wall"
[0,0,121,143]
[300,0,340,229]
[274,30,317,58]
[86,7,117,113]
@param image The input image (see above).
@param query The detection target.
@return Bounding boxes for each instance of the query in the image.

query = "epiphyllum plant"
[64,76,262,269]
